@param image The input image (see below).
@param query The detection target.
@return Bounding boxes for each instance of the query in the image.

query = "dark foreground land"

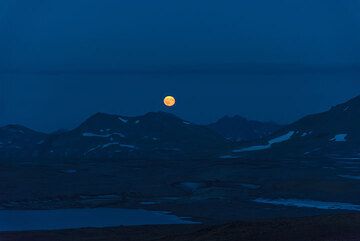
[2,213,360,241]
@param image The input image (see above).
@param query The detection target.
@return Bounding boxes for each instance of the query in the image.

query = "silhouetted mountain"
[4,94,360,161]
[38,112,228,160]
[0,125,45,160]
[208,115,282,141]
[227,95,360,159]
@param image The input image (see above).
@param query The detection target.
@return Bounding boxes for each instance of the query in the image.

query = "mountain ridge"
[34,111,228,160]
[2,94,360,161]
[227,94,360,159]
[208,115,282,141]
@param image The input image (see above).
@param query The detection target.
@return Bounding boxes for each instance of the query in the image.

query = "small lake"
[0,208,198,232]
[254,198,360,211]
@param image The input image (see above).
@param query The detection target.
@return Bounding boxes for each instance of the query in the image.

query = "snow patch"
[85,145,102,154]
[233,131,295,153]
[101,143,136,150]
[339,175,360,180]
[254,198,360,211]
[83,132,111,138]
[268,131,295,144]
[85,142,137,154]
[119,144,137,149]
[331,134,347,142]
[118,117,128,123]
[233,144,270,152]
[112,133,126,138]
[183,121,191,125]
[102,142,119,148]
[82,132,125,138]
[301,131,312,137]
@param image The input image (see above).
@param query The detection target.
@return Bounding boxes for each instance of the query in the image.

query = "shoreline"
[2,213,360,241]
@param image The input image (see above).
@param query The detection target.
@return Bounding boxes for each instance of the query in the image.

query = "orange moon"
[164,96,176,107]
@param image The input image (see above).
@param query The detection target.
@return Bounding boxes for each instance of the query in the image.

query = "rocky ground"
[2,213,360,241]
[2,156,360,241]
[1,156,360,223]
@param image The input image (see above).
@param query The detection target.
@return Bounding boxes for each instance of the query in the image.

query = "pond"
[0,208,199,232]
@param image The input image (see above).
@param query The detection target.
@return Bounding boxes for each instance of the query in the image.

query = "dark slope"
[0,125,46,160]
[227,95,360,159]
[38,112,228,160]
[208,115,282,141]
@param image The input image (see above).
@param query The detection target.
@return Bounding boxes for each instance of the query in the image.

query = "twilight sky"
[0,0,359,131]
[1,0,360,71]
[1,78,360,132]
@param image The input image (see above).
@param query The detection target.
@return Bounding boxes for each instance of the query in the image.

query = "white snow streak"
[331,134,347,142]
[233,131,295,153]
[254,198,360,211]
[118,117,128,123]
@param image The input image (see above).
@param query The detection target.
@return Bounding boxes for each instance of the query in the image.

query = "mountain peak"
[77,112,132,131]
[78,112,187,132]
[142,111,183,122]
[87,112,120,120]
[36,110,226,160]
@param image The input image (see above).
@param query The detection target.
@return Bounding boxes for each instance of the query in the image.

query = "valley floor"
[2,157,360,223]
[2,156,360,240]
[2,213,360,241]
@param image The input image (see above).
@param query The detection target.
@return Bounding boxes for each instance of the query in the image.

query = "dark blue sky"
[0,1,359,131]
[1,0,360,71]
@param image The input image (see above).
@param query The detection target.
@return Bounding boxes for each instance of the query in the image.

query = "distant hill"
[225,95,360,159]
[36,112,228,160]
[208,115,282,141]
[0,125,45,160]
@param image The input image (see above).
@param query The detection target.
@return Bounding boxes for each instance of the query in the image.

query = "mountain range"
[36,112,227,160]
[227,95,360,159]
[1,95,360,161]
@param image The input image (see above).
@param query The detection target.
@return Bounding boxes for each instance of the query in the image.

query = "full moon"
[164,96,176,107]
